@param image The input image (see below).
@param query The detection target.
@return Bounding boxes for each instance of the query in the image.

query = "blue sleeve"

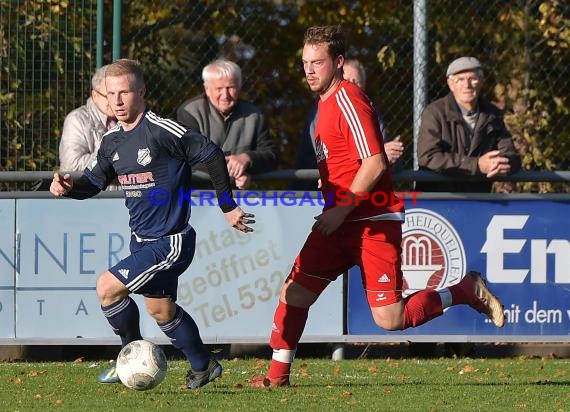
[83,149,117,190]
[162,127,218,166]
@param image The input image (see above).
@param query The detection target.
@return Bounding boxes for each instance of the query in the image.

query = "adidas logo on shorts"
[118,268,129,279]
[378,273,390,283]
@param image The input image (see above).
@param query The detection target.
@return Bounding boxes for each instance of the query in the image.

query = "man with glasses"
[59,65,118,175]
[416,56,520,192]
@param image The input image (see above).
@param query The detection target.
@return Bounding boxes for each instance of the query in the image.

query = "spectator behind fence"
[416,56,521,192]
[177,59,278,189]
[294,58,403,190]
[59,65,118,174]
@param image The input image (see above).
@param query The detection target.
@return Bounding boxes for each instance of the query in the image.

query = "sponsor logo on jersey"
[112,152,119,162]
[401,208,466,297]
[137,147,152,166]
[118,172,155,186]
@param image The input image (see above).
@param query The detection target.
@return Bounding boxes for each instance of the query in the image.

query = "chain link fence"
[1,0,568,191]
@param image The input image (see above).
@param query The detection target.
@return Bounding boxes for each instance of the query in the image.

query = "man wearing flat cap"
[416,56,521,192]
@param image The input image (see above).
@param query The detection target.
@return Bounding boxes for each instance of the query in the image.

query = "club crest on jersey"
[137,147,152,166]
[401,208,466,297]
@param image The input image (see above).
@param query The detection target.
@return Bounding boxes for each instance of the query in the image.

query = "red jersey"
[314,80,404,221]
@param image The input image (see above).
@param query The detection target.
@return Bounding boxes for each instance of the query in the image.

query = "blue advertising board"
[347,198,570,341]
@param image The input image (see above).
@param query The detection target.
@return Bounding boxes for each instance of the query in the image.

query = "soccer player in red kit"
[250,26,505,388]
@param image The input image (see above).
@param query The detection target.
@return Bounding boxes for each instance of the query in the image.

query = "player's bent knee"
[281,279,318,308]
[372,314,404,331]
[145,298,176,323]
[96,271,129,304]
[370,304,405,331]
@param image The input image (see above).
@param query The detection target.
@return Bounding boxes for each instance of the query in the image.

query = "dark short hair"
[303,25,345,60]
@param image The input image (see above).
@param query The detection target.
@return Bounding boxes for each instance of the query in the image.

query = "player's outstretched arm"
[203,145,255,233]
[224,208,255,233]
[50,172,74,197]
[50,171,101,199]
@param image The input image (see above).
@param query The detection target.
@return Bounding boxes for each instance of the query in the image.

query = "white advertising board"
[14,196,342,342]
[0,199,15,338]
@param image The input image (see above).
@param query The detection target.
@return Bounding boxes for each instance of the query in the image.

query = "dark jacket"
[177,94,278,174]
[417,93,521,192]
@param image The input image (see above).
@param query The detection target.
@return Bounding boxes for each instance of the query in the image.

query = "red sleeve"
[336,84,383,160]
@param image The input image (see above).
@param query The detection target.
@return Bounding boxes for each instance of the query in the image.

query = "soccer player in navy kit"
[50,59,254,389]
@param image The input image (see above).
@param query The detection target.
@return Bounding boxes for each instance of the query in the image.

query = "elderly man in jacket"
[417,56,520,192]
[177,59,278,189]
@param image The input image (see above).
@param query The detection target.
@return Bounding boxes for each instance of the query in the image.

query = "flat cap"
[446,57,482,77]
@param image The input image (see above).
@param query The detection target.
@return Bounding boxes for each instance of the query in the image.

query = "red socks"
[267,359,292,382]
[447,276,472,305]
[403,289,444,328]
[267,301,309,380]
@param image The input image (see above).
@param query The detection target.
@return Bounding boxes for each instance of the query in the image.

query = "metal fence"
[1,0,569,191]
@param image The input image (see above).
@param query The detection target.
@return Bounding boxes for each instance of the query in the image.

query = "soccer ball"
[116,340,168,390]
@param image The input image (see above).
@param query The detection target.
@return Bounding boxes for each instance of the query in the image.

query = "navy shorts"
[109,226,196,301]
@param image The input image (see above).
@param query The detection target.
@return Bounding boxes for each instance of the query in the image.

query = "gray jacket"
[59,97,110,172]
[417,93,521,192]
[177,94,278,173]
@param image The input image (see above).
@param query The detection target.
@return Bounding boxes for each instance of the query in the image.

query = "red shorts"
[289,220,403,307]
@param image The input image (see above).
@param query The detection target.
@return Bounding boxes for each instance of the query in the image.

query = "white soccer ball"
[116,340,168,391]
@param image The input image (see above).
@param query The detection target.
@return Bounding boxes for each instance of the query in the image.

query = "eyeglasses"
[449,75,480,86]
[93,89,107,98]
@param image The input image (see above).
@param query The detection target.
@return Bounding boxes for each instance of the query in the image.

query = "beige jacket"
[59,97,111,172]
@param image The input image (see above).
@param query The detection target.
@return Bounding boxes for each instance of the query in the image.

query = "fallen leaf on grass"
[459,365,478,374]
[386,359,400,368]
[342,390,352,397]
[251,360,267,370]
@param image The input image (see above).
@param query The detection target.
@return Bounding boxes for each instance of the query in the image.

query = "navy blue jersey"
[84,109,216,237]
